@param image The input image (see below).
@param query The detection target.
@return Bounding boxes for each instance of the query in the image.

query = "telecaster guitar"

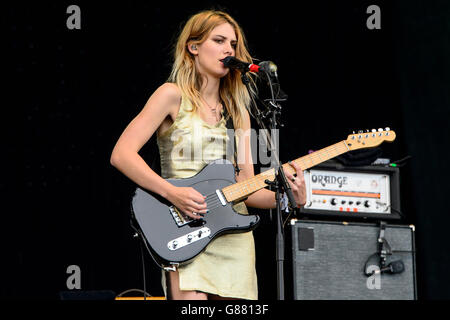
[131,128,396,267]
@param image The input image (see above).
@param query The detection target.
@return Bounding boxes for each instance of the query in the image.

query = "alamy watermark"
[66,5,81,30]
[66,265,81,289]
[65,5,380,31]
[367,5,381,30]
[366,265,381,290]
[165,127,280,172]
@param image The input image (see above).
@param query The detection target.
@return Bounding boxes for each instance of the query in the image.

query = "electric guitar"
[131,128,396,268]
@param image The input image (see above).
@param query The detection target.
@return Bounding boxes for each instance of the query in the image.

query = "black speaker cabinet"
[290,219,417,300]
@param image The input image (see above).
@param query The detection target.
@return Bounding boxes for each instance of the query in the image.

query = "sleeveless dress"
[156,95,258,300]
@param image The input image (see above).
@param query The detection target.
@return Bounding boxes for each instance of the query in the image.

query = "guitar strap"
[222,106,241,176]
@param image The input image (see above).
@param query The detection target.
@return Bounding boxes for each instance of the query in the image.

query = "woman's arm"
[110,83,179,198]
[110,83,207,219]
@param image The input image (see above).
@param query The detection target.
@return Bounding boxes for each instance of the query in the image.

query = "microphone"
[221,56,278,77]
[374,260,405,275]
[258,61,278,78]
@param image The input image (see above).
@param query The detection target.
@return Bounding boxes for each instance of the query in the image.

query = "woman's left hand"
[283,161,307,208]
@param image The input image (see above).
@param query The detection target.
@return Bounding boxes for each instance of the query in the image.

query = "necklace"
[201,97,221,116]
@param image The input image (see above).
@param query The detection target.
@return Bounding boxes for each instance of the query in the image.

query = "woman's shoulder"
[152,83,184,136]
[155,82,182,104]
[147,82,183,121]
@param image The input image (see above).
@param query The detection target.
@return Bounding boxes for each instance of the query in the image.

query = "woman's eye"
[214,39,236,49]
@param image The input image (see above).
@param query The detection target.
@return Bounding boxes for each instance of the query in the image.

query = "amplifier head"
[300,162,402,220]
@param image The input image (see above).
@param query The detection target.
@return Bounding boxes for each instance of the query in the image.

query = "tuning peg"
[378,128,383,132]
[352,131,356,134]
[385,127,390,131]
[372,129,377,132]
[358,130,363,134]
[366,129,370,133]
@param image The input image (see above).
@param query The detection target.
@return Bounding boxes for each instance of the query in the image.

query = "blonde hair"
[168,10,256,129]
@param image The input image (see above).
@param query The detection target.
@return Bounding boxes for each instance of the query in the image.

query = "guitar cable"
[129,215,164,299]
[389,155,412,168]
[138,237,148,300]
[115,231,153,300]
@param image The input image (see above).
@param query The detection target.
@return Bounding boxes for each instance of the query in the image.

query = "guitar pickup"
[216,189,227,206]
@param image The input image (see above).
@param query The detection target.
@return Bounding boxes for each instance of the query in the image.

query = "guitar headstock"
[346,127,396,151]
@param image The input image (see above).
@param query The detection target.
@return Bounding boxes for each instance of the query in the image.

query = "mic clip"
[364,221,405,277]
[377,221,392,268]
[241,73,250,85]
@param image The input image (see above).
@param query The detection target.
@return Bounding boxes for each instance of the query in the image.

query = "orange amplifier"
[299,162,401,220]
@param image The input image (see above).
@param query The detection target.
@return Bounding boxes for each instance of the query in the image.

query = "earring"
[191,45,197,50]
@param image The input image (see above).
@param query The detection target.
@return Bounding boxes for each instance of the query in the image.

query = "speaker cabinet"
[290,219,417,300]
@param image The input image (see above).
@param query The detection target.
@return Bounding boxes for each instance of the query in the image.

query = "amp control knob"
[331,198,338,205]
[364,200,371,208]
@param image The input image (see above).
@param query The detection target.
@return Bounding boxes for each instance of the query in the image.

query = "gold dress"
[156,95,258,300]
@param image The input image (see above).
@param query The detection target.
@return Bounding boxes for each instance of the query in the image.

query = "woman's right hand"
[166,186,208,220]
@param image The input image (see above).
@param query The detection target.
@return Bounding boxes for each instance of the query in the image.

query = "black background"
[4,0,450,300]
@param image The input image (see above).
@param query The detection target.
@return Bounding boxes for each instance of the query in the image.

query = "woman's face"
[191,22,237,79]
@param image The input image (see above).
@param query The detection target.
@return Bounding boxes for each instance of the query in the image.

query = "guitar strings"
[180,142,351,215]
[191,142,349,212]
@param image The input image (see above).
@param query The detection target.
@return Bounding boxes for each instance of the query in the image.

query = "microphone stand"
[240,71,296,300]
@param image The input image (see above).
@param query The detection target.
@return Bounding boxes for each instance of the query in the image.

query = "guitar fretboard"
[221,141,349,202]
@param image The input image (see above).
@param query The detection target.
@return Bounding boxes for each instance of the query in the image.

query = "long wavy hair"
[168,10,256,129]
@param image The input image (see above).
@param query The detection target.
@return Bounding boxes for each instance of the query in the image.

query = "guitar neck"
[221,140,350,203]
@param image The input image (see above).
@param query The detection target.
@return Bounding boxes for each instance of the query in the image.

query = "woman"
[110,10,306,300]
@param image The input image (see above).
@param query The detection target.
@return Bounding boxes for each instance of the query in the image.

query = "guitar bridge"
[169,206,193,227]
